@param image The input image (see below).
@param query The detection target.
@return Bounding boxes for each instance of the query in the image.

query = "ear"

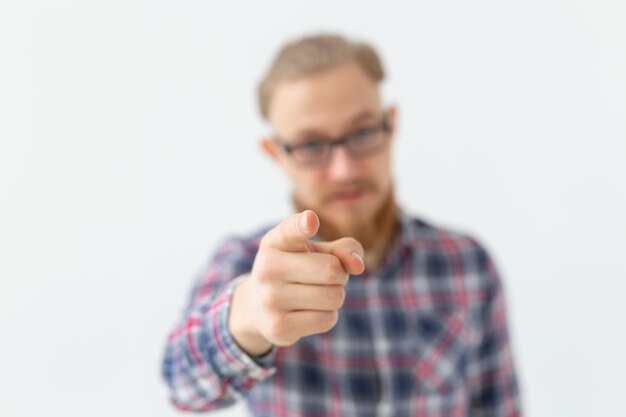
[386,104,398,134]
[385,104,399,144]
[260,136,281,163]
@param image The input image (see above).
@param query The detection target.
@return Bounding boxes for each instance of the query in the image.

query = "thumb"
[264,210,320,252]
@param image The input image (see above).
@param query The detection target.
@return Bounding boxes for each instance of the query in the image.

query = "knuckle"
[322,311,339,332]
[274,335,299,347]
[337,237,360,253]
[275,219,293,244]
[259,232,274,249]
[349,238,364,252]
[266,315,287,339]
[325,258,343,282]
[260,288,280,309]
[327,286,345,309]
[254,254,279,284]
[279,334,299,346]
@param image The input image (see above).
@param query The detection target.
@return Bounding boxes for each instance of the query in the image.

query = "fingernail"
[351,251,364,265]
[299,211,308,233]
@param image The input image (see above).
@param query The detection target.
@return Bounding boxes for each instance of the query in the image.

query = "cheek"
[367,154,392,186]
[290,171,324,199]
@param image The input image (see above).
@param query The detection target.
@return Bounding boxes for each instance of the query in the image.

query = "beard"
[292,182,397,250]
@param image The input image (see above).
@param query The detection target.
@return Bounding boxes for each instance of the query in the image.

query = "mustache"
[322,181,378,202]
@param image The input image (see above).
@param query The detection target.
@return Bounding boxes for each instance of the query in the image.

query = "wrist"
[228,277,273,357]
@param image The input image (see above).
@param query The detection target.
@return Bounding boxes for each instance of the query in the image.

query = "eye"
[293,140,328,160]
[301,141,324,151]
[350,127,379,147]
[354,127,376,138]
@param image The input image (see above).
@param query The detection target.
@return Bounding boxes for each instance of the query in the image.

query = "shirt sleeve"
[467,241,523,417]
[161,238,277,412]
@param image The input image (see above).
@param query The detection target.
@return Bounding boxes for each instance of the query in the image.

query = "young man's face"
[261,61,397,236]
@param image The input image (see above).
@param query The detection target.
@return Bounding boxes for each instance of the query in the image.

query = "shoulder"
[211,222,276,265]
[400,213,506,319]
[400,212,496,279]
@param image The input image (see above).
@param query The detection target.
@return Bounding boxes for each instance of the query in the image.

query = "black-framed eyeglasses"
[274,116,392,167]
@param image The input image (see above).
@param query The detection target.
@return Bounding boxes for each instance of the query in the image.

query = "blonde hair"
[257,33,386,119]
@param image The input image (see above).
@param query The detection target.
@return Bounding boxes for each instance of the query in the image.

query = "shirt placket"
[366,272,394,417]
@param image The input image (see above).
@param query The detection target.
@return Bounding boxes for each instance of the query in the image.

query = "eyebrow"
[349,110,379,124]
[291,110,380,140]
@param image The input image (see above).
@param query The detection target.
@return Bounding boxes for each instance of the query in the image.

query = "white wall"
[1,1,625,416]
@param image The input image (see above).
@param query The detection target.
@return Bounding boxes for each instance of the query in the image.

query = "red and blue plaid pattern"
[162,210,522,416]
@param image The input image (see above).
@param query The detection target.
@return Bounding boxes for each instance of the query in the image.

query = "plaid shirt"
[162,209,522,416]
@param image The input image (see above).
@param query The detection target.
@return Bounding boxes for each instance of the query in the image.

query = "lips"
[330,188,367,203]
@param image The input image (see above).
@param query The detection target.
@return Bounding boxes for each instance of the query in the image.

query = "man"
[162,33,522,417]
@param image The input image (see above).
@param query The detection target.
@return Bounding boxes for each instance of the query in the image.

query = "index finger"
[263,210,320,253]
[310,237,365,276]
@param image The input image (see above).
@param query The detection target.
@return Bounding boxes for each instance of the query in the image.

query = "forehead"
[268,61,382,137]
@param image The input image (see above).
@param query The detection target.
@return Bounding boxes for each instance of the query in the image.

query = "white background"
[1,1,625,416]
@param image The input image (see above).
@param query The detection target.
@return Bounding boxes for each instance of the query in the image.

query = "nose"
[325,145,360,181]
